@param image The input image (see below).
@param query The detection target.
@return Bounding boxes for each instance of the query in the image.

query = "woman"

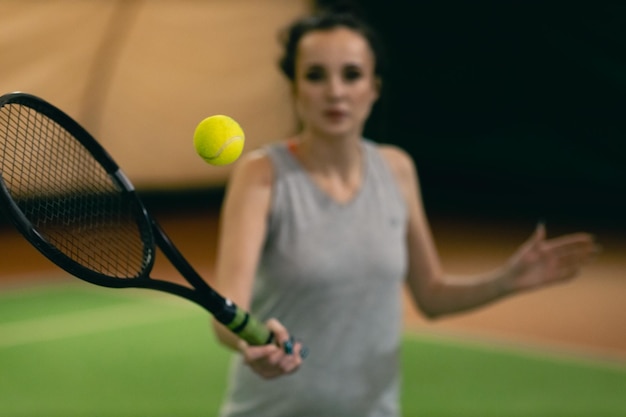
[211,11,597,417]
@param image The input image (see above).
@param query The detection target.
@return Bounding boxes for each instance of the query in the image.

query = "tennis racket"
[0,92,272,345]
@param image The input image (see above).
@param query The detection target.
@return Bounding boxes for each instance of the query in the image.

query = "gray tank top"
[219,139,408,417]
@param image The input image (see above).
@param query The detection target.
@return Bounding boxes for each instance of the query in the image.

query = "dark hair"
[277,11,387,82]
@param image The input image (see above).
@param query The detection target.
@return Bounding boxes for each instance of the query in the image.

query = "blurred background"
[1,0,624,222]
[357,0,626,227]
[1,0,625,362]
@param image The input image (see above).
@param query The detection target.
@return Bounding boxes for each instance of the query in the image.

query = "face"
[293,27,380,139]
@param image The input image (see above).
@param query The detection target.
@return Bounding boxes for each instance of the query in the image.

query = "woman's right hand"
[237,318,306,379]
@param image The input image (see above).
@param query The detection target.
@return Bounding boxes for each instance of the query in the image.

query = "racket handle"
[216,302,308,357]
[214,302,273,345]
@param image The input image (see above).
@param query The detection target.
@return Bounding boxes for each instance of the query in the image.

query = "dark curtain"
[316,1,626,226]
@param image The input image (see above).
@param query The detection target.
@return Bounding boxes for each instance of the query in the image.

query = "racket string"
[0,102,151,279]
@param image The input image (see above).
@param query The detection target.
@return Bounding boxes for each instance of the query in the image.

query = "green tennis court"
[1,283,625,417]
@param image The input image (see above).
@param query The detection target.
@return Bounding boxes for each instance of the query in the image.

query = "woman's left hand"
[503,223,599,294]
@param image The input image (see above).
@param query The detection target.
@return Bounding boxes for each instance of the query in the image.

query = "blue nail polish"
[300,346,309,359]
[283,340,293,355]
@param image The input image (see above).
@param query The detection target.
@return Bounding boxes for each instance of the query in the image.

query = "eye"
[304,66,326,82]
[343,65,363,82]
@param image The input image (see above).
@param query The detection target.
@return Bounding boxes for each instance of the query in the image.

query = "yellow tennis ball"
[193,115,245,166]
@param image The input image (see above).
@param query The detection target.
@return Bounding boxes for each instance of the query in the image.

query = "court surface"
[1,209,625,416]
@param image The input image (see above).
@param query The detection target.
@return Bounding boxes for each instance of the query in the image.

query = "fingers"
[266,318,291,352]
[534,221,546,241]
[543,233,599,260]
[545,230,594,244]
[265,318,308,357]
[538,231,600,284]
[509,224,601,292]
[527,222,599,261]
[238,318,305,379]
[520,222,546,252]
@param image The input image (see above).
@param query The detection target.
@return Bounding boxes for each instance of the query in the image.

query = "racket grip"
[216,302,308,357]
[215,303,273,345]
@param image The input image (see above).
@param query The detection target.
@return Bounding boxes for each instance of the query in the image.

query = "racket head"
[0,92,156,287]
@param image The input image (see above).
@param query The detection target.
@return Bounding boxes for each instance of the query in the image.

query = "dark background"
[1,1,623,233]
[317,0,625,229]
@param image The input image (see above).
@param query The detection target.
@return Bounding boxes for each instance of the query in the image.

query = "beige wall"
[1,0,311,189]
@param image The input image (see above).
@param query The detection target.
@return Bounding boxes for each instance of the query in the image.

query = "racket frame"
[0,92,271,345]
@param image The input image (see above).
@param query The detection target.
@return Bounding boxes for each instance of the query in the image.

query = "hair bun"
[316,0,366,18]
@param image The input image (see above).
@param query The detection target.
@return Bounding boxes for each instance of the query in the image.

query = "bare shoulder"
[229,147,274,189]
[376,145,427,225]
[377,144,418,185]
[220,147,277,221]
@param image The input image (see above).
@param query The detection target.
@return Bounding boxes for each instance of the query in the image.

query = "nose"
[325,75,345,99]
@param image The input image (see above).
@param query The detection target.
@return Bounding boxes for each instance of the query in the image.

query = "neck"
[291,131,362,175]
[288,133,365,204]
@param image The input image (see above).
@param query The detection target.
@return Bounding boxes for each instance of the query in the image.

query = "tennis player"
[211,9,598,417]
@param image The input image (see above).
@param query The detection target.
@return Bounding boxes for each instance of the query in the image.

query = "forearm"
[408,266,513,319]
[211,319,243,352]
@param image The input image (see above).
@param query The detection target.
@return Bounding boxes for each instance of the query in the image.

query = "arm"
[211,149,303,378]
[380,145,598,319]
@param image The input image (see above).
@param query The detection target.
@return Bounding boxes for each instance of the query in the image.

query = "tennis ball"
[193,115,245,166]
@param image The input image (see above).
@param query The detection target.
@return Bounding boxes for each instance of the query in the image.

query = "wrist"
[495,265,514,297]
[237,339,249,354]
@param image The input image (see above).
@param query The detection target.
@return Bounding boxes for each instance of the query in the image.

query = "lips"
[324,109,347,120]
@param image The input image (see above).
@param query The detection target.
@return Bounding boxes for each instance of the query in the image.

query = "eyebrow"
[302,61,365,68]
